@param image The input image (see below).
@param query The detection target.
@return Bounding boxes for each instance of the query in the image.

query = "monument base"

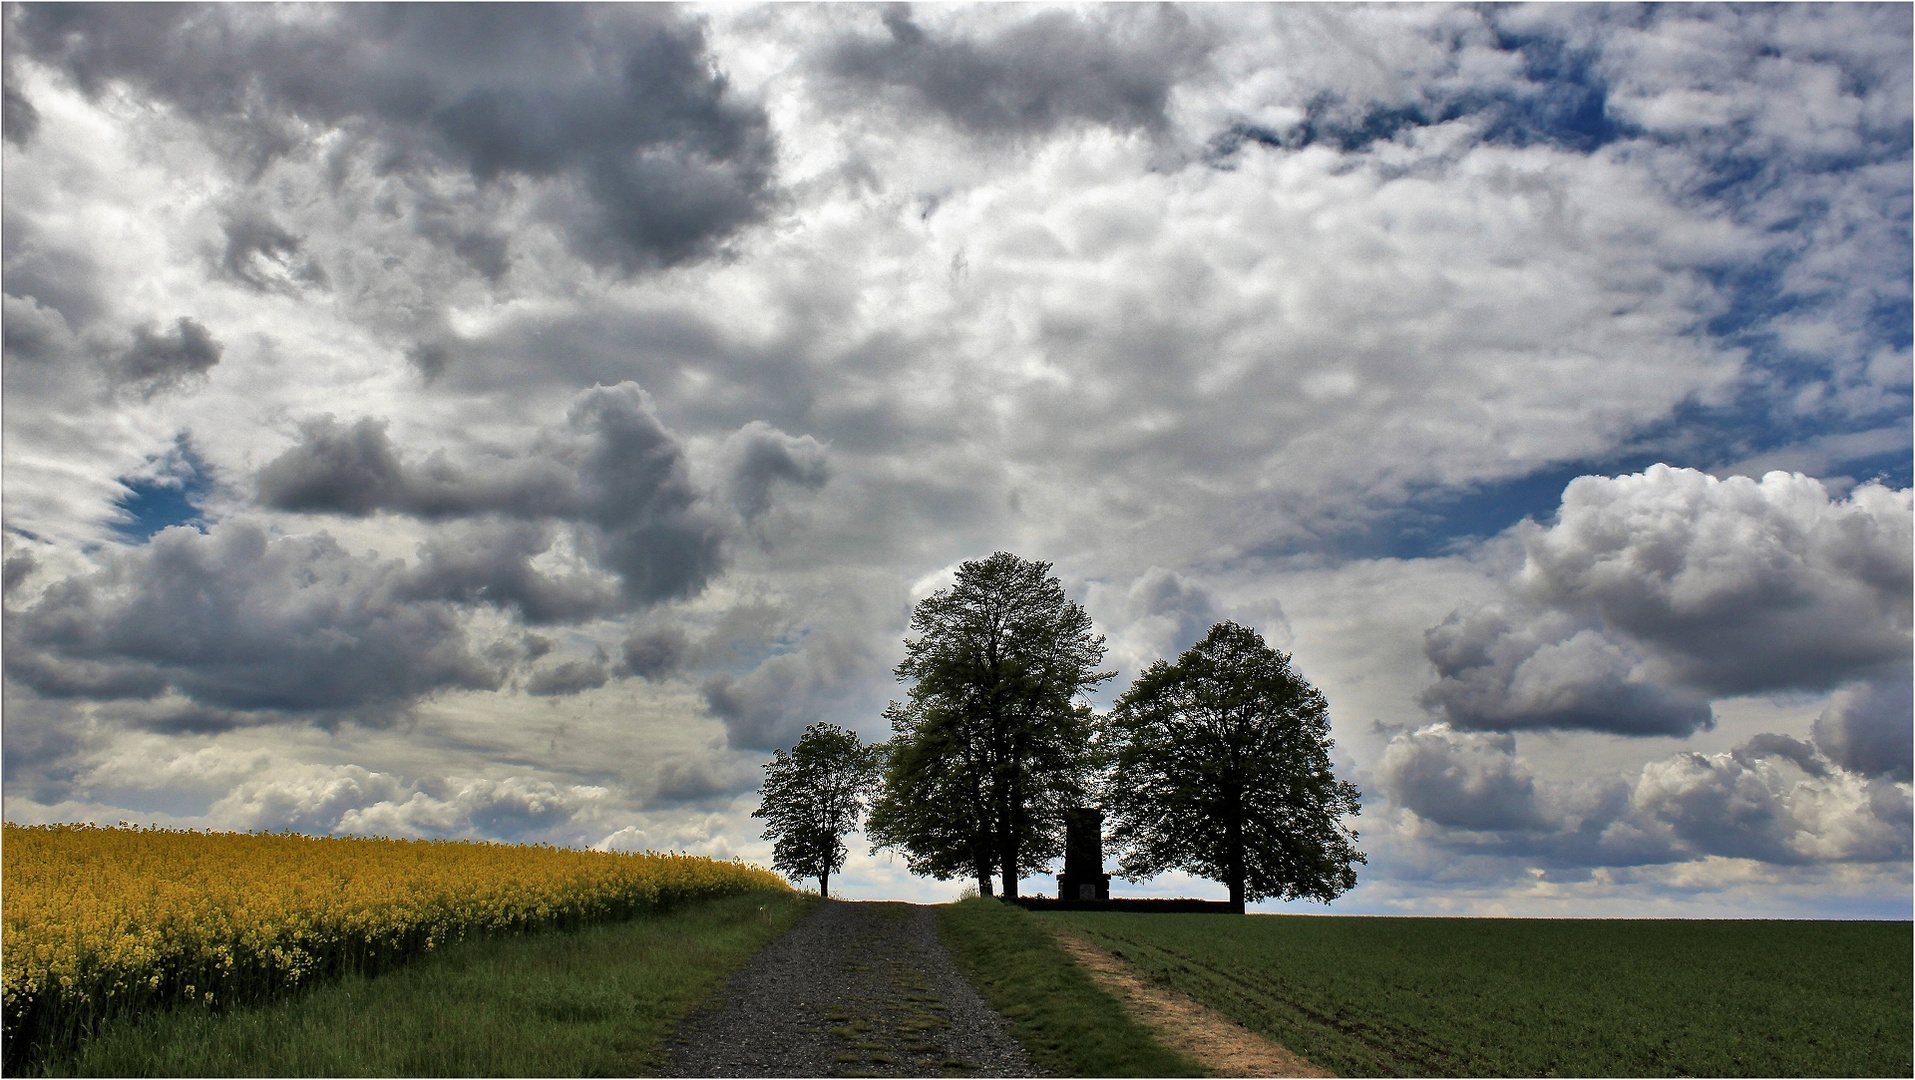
[1055,871,1111,901]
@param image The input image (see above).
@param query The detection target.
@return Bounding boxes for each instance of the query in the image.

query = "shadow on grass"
[935,898,1206,1077]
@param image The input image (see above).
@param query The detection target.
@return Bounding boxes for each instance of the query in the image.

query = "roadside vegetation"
[29,891,815,1077]
[935,897,1204,1077]
[1044,910,1914,1078]
[3,823,790,1071]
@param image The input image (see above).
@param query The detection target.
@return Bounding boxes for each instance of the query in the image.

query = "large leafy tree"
[1105,621,1364,913]
[866,696,995,893]
[752,721,882,898]
[867,552,1111,900]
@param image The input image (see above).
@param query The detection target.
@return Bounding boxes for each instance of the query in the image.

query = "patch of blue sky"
[1355,397,1911,563]
[1356,452,1675,563]
[1215,81,1632,161]
[111,441,212,541]
[1210,19,1910,564]
[1326,341,1912,562]
[1206,23,1632,162]
[112,478,204,540]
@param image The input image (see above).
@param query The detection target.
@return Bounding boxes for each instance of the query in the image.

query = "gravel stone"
[663,900,1039,1077]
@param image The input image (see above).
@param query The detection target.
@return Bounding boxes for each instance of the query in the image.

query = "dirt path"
[662,900,1036,1078]
[1047,927,1334,1079]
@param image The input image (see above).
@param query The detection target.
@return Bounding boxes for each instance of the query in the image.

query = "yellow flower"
[2,824,788,1056]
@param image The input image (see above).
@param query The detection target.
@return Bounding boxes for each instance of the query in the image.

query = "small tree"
[752,722,881,898]
[1105,621,1364,913]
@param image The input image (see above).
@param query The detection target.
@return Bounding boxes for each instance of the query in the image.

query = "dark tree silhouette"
[1105,621,1364,912]
[752,721,881,898]
[867,552,1110,899]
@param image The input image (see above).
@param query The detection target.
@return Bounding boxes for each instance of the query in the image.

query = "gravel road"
[662,900,1038,1078]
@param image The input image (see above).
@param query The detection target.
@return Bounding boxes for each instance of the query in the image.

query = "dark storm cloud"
[96,699,268,736]
[115,317,222,391]
[256,417,407,517]
[1422,468,1912,736]
[1420,607,1716,738]
[524,655,611,698]
[2,65,38,145]
[650,756,754,805]
[695,584,899,752]
[718,421,829,523]
[0,293,69,366]
[4,649,169,701]
[1521,471,1912,697]
[3,216,104,330]
[4,522,502,717]
[258,382,727,609]
[1377,725,1913,867]
[216,209,327,294]
[7,3,775,273]
[823,5,1209,137]
[698,671,787,752]
[620,624,689,680]
[207,769,609,842]
[1376,724,1555,832]
[3,551,36,594]
[399,522,619,626]
[1630,736,1911,866]
[0,688,87,799]
[405,342,451,382]
[1812,671,1914,782]
[456,777,598,839]
[699,624,893,751]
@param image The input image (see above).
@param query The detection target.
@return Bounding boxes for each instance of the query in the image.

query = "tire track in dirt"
[1046,927,1334,1078]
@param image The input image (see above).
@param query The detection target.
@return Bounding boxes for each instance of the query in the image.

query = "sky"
[3,2,1910,919]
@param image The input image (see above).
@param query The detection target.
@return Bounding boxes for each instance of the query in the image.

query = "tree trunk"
[998,764,1020,901]
[992,716,1020,902]
[972,828,994,897]
[820,869,830,899]
[1226,792,1245,915]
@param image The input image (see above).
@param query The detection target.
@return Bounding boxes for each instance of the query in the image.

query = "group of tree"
[753,552,1365,912]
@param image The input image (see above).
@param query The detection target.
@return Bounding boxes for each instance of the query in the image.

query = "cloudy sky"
[4,3,1909,918]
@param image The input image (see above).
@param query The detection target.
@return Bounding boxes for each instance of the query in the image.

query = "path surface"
[663,900,1038,1078]
[1047,927,1333,1078]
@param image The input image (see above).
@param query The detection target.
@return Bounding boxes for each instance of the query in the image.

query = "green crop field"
[1043,911,1912,1078]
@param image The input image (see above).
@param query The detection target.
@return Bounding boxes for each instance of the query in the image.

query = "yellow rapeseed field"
[1,823,789,1060]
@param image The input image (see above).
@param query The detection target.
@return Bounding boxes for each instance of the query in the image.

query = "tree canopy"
[1104,621,1364,911]
[752,721,881,898]
[866,551,1110,899]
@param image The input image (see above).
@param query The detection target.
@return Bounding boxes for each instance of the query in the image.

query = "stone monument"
[1055,807,1111,901]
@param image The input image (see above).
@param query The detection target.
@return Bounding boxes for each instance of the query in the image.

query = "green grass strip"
[31,891,817,1078]
[1045,911,1914,1078]
[935,898,1206,1077]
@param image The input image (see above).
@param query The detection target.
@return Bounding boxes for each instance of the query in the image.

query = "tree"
[867,552,1111,900]
[752,721,882,898]
[1105,621,1364,913]
[865,696,997,894]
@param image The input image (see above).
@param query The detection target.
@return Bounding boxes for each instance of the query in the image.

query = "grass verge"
[1044,912,1914,1078]
[30,890,816,1077]
[934,898,1205,1077]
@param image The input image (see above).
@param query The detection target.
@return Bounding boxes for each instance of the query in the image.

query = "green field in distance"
[1042,911,1912,1078]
